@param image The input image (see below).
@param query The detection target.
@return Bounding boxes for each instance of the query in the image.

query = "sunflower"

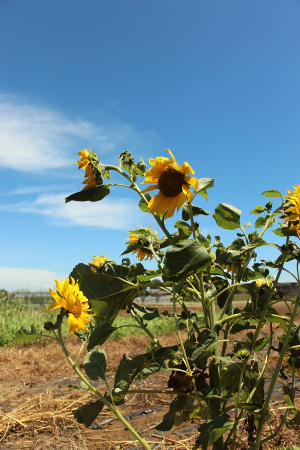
[141,149,198,219]
[284,185,300,236]
[255,275,273,288]
[126,226,159,262]
[89,253,107,272]
[75,149,97,190]
[47,277,94,334]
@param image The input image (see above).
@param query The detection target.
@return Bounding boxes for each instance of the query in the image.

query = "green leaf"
[251,205,266,215]
[174,220,192,238]
[73,400,104,428]
[255,216,267,229]
[213,203,241,230]
[189,329,217,369]
[65,185,110,203]
[162,239,212,282]
[254,336,270,351]
[196,412,234,449]
[84,348,107,381]
[70,261,138,325]
[261,189,282,199]
[133,303,164,321]
[14,326,42,343]
[87,322,117,351]
[156,396,196,431]
[196,178,215,201]
[113,354,152,395]
[138,193,151,212]
[182,204,210,220]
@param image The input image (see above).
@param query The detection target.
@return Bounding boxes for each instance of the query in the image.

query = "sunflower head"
[89,254,107,272]
[75,149,103,190]
[47,277,94,334]
[125,226,160,262]
[283,185,300,236]
[141,149,198,219]
[255,275,273,288]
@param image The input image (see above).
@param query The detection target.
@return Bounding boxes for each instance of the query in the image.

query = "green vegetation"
[0,298,68,347]
[0,297,177,347]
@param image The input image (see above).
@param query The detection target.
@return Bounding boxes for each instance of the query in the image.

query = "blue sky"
[1,0,300,291]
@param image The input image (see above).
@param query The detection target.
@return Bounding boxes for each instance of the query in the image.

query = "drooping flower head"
[47,277,94,334]
[89,253,107,272]
[283,185,300,236]
[76,149,102,190]
[126,226,160,262]
[141,149,198,219]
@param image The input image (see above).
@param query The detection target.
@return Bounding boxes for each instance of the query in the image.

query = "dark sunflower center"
[70,299,82,318]
[158,168,185,197]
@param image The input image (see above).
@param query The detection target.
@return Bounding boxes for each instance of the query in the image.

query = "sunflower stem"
[188,202,197,240]
[56,325,152,450]
[172,283,207,418]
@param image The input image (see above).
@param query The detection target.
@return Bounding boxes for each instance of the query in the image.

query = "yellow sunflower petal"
[184,176,198,191]
[46,301,62,312]
[141,184,159,193]
[180,161,195,176]
[148,192,172,215]
[68,314,79,334]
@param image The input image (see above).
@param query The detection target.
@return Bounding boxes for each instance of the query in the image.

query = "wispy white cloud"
[0,95,160,173]
[0,192,143,231]
[0,267,60,292]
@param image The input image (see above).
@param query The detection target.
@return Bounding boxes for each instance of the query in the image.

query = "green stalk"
[253,281,300,449]
[57,326,152,450]
[130,307,161,348]
[172,283,207,419]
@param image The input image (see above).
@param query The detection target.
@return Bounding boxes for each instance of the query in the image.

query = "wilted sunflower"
[47,277,94,334]
[126,226,159,262]
[141,149,198,219]
[75,149,97,190]
[284,185,300,236]
[89,253,107,272]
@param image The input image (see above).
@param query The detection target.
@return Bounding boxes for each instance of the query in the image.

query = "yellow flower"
[221,261,244,274]
[141,149,198,219]
[75,149,97,190]
[126,226,159,262]
[255,276,273,288]
[89,254,107,272]
[47,277,94,334]
[284,185,300,235]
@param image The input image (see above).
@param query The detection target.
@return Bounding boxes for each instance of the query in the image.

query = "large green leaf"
[84,348,107,381]
[73,400,104,428]
[65,185,110,203]
[196,412,234,449]
[189,329,218,370]
[156,396,196,431]
[87,322,118,350]
[70,261,138,325]
[213,203,241,230]
[163,239,212,282]
[113,354,152,395]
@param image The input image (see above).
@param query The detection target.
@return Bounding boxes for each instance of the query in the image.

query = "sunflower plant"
[15,150,300,450]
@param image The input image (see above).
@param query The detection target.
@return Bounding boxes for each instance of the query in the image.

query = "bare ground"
[1,303,300,449]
